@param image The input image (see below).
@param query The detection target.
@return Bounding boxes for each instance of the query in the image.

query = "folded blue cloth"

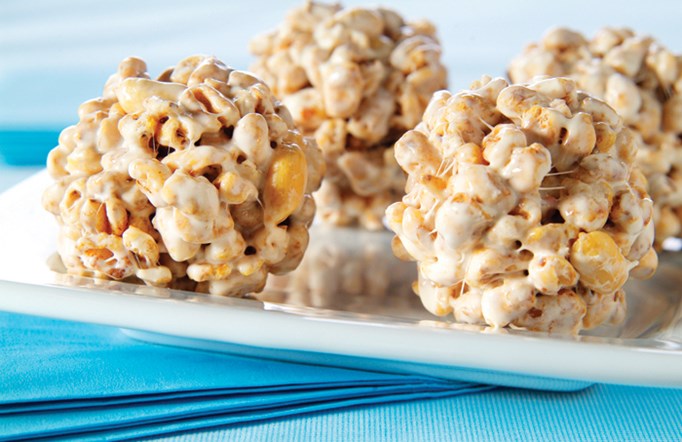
[0,312,492,440]
[145,383,682,442]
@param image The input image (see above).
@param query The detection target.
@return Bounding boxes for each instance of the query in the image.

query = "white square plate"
[1,171,681,391]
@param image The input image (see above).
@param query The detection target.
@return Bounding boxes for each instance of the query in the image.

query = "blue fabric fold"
[0,312,492,440]
[47,389,476,442]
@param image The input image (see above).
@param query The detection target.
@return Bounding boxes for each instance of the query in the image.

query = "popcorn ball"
[42,55,324,296]
[250,1,447,229]
[509,27,682,247]
[386,76,657,333]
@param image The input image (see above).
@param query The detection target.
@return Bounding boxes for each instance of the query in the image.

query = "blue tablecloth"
[151,384,682,441]
[0,312,495,441]
[1,309,680,441]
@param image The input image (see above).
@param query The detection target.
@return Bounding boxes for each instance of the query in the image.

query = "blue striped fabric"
[0,312,493,441]
[148,384,682,441]
[5,310,679,441]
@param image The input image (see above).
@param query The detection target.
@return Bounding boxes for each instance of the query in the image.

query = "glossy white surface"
[0,171,681,390]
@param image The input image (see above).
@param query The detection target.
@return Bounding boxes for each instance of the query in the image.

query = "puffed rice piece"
[509,27,682,247]
[387,76,657,333]
[44,55,324,296]
[250,1,447,229]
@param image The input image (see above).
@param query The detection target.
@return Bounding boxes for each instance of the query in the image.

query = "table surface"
[3,0,682,439]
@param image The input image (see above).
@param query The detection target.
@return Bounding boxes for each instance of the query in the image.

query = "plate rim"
[0,278,681,389]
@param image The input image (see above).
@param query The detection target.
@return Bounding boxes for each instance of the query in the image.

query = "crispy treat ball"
[43,56,324,296]
[386,76,657,333]
[250,1,447,229]
[509,27,682,247]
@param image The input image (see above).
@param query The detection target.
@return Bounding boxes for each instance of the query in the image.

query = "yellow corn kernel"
[136,266,173,285]
[78,198,107,234]
[385,202,406,230]
[237,256,265,277]
[116,78,186,114]
[570,231,629,294]
[525,224,579,255]
[123,226,160,264]
[629,247,658,280]
[391,236,412,261]
[528,254,578,294]
[105,198,129,236]
[129,158,171,195]
[187,263,233,282]
[263,144,308,225]
[455,142,485,165]
[218,171,257,204]
[66,146,103,176]
[594,122,617,153]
